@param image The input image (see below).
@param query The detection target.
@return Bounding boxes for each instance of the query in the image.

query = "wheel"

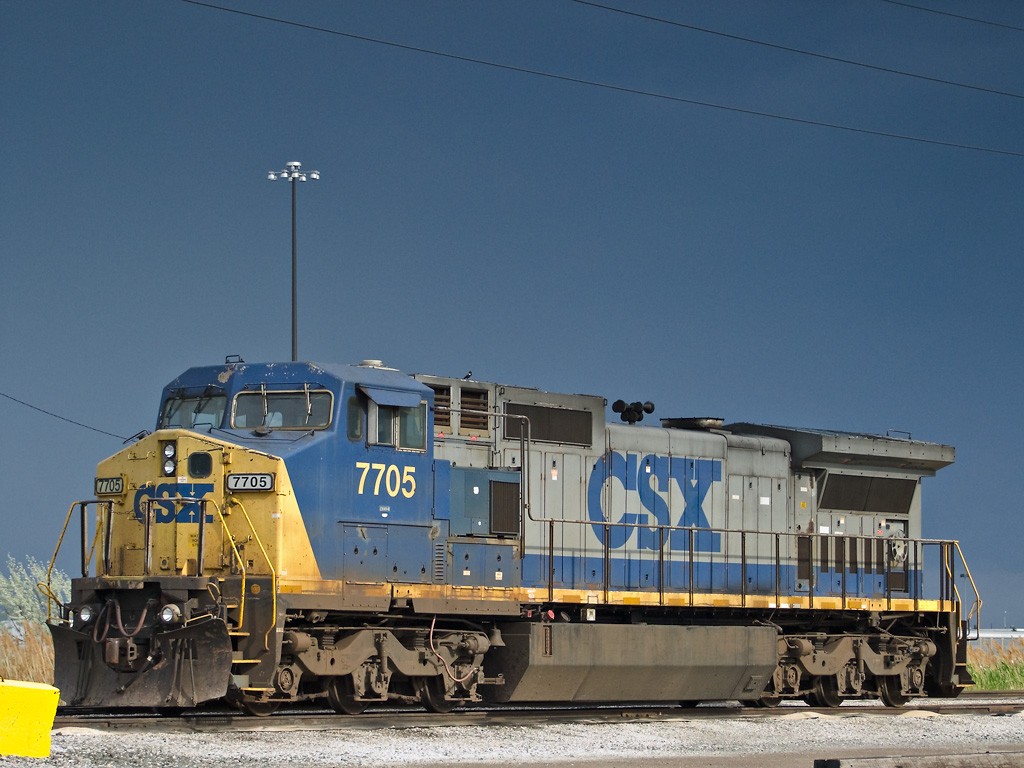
[811,675,843,708]
[879,675,910,708]
[239,700,279,717]
[751,695,782,708]
[327,676,368,715]
[679,700,701,708]
[417,676,459,714]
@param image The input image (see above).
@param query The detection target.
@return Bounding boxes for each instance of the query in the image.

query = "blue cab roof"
[162,360,431,398]
[158,360,432,443]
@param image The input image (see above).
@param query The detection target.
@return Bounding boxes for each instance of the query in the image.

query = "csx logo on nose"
[133,483,215,523]
[587,452,722,552]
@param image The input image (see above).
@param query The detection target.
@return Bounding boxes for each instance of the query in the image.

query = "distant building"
[978,628,1024,646]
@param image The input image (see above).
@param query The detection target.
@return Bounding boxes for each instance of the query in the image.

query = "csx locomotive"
[46,358,979,714]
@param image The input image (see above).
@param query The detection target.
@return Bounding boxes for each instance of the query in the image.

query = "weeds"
[0,554,67,684]
[968,638,1024,690]
[0,621,54,684]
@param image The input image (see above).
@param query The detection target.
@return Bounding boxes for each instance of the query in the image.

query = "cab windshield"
[232,388,333,430]
[159,388,227,430]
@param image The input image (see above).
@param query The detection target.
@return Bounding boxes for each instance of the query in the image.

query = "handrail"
[435,407,532,545]
[44,502,80,621]
[42,500,111,621]
[531,511,973,616]
[936,538,981,638]
[213,502,248,633]
[41,494,282,643]
[953,540,982,638]
[226,497,277,651]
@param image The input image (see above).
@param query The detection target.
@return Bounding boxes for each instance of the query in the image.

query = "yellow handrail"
[953,540,982,637]
[213,502,247,632]
[41,501,107,621]
[84,523,103,578]
[226,497,277,651]
[42,503,80,621]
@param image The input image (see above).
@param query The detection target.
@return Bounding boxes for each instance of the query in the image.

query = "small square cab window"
[372,402,426,451]
[398,404,426,450]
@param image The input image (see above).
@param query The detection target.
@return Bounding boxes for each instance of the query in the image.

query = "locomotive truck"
[45,358,979,714]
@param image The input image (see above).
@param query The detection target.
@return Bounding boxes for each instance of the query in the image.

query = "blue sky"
[2,1,1022,626]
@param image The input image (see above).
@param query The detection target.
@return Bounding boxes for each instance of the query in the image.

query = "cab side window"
[371,402,426,451]
[398,404,426,450]
[347,396,365,441]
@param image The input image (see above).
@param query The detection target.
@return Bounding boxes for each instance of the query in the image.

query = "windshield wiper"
[191,385,221,421]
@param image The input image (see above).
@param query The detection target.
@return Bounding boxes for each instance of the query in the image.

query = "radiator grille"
[504,402,592,446]
[819,474,915,515]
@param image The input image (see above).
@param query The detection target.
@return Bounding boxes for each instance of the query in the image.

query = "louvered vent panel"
[432,543,447,584]
[459,388,489,432]
[431,385,451,429]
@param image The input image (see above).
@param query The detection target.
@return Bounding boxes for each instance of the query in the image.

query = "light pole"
[268,161,319,362]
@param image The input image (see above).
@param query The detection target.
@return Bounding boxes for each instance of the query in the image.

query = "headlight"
[77,605,94,625]
[159,604,182,624]
[161,441,177,476]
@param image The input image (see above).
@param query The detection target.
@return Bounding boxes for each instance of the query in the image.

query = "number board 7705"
[226,473,275,491]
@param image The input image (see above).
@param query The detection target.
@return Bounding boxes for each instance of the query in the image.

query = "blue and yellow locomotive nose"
[91,429,316,578]
[49,428,320,707]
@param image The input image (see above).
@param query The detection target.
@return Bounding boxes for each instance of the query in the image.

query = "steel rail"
[53,692,1024,733]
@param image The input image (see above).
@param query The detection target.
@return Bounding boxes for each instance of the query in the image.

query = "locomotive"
[46,358,979,714]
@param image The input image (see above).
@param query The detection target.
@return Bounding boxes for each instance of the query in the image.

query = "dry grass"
[967,638,1024,690]
[0,621,54,684]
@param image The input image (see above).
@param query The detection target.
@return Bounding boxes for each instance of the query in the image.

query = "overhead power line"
[179,0,1024,158]
[878,0,1024,34]
[0,391,126,440]
[571,0,1024,101]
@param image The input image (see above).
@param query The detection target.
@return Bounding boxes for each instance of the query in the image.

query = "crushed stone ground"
[2,710,1023,768]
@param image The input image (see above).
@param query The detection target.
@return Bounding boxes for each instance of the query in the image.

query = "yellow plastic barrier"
[0,679,60,758]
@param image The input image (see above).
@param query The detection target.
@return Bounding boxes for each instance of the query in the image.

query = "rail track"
[53,691,1024,733]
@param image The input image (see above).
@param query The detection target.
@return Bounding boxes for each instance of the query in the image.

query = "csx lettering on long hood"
[133,483,215,523]
[586,452,722,552]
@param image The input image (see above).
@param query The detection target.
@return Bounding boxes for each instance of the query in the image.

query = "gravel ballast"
[2,710,1024,768]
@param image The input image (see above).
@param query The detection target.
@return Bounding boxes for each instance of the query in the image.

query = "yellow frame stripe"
[391,583,953,614]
